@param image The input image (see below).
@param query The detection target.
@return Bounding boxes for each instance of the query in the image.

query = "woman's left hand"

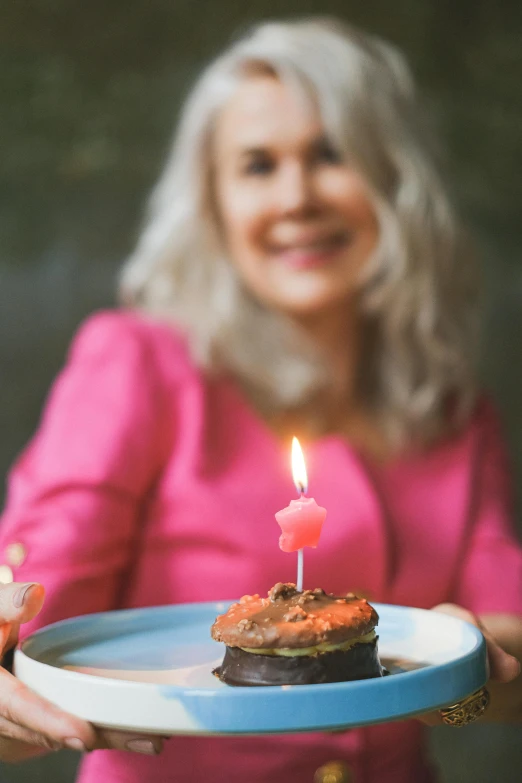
[420,603,521,726]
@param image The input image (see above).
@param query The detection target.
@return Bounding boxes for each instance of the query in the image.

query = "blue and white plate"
[14,602,487,734]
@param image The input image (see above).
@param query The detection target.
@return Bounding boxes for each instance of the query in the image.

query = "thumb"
[482,630,521,683]
[0,583,45,660]
[433,603,520,684]
[0,583,45,626]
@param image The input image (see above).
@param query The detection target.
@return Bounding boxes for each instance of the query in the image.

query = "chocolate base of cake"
[214,637,383,687]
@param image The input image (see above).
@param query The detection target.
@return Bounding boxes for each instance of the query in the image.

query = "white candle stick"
[297,548,304,592]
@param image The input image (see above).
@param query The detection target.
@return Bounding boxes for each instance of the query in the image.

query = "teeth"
[279,234,345,253]
[298,241,331,251]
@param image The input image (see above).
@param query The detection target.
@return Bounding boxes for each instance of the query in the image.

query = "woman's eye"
[243,156,274,176]
[314,139,342,165]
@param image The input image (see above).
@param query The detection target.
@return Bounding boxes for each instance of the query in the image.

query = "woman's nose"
[276,163,316,215]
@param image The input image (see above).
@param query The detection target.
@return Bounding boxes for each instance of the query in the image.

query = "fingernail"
[125,739,157,755]
[64,738,88,753]
[13,583,37,608]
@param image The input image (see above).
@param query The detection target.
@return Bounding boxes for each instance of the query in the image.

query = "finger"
[447,610,520,682]
[0,713,62,754]
[95,729,163,756]
[0,735,51,764]
[0,668,97,752]
[0,583,45,625]
[432,603,520,683]
[482,633,521,683]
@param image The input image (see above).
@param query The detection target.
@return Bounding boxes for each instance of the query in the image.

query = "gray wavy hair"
[120,17,478,446]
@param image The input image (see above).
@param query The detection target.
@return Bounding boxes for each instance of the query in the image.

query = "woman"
[0,17,520,783]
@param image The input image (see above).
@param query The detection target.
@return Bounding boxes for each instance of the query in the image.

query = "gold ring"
[439,687,490,727]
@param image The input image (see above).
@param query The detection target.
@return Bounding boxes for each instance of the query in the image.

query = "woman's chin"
[266,288,356,320]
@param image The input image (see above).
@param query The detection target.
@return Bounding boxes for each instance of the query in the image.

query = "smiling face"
[212,74,380,319]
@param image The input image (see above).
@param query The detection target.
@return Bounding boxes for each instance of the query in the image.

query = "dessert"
[211,582,383,686]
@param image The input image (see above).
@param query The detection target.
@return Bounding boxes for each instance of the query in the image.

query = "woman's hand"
[0,582,165,762]
[420,603,521,726]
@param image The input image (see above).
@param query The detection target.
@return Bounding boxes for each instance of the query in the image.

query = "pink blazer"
[1,310,521,783]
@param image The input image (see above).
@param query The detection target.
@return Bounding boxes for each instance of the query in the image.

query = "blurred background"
[1,0,521,781]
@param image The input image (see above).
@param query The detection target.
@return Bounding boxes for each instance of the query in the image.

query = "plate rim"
[16,601,487,698]
[14,601,488,733]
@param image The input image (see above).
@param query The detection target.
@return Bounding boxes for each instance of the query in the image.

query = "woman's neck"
[292,303,359,402]
[281,306,394,459]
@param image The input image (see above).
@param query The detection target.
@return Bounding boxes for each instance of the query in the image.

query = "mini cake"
[211,582,383,686]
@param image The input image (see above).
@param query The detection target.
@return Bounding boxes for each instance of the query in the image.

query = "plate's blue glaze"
[17,602,488,733]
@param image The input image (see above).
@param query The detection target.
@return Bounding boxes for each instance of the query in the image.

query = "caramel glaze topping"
[211,582,378,649]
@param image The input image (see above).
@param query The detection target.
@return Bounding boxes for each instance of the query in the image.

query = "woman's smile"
[267,230,352,270]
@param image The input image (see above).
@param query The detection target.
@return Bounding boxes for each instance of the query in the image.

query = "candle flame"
[291,437,308,495]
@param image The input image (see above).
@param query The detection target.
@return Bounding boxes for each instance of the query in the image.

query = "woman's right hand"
[0,582,164,762]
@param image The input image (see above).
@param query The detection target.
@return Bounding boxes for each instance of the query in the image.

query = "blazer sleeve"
[0,311,170,639]
[452,400,522,616]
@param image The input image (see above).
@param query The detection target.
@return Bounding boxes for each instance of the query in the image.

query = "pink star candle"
[275,437,327,591]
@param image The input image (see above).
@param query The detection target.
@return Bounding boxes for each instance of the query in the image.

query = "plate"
[14,601,487,735]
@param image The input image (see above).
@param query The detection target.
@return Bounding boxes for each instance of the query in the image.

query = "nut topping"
[282,606,307,622]
[268,582,298,602]
[237,618,255,631]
